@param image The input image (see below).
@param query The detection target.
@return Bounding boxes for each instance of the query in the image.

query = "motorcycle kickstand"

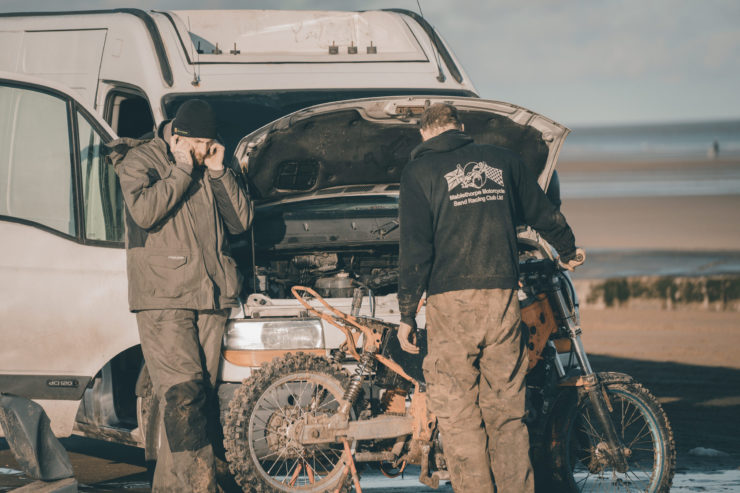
[418,442,440,489]
[335,438,362,493]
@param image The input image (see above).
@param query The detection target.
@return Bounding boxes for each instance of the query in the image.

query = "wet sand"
[558,158,740,251]
[558,157,740,174]
[581,308,740,460]
[562,195,740,250]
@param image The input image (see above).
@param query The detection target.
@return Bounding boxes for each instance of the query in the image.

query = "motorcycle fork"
[551,285,630,473]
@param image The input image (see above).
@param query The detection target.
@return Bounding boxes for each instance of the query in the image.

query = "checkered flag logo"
[445,161,504,191]
[483,164,504,187]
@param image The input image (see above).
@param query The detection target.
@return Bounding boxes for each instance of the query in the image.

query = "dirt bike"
[222,241,676,493]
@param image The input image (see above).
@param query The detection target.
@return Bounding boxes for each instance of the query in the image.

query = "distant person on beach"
[708,139,720,159]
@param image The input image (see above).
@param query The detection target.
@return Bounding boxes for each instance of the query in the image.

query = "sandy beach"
[562,194,740,250]
[557,157,740,174]
[559,158,740,476]
[558,157,740,251]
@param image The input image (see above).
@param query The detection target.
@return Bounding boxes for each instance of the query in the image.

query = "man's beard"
[193,152,207,165]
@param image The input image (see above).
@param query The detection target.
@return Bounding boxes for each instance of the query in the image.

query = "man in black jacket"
[397,103,584,493]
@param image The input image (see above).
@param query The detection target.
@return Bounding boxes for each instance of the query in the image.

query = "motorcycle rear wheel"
[550,376,675,493]
[223,352,353,493]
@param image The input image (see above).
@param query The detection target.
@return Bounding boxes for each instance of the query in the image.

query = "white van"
[0,8,567,461]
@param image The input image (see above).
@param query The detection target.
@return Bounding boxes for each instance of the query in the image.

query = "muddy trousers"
[423,289,533,493]
[136,308,229,493]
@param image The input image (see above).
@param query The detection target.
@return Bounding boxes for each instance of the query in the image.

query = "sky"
[2,0,739,126]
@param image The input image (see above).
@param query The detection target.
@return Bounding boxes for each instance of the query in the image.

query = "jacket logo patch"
[446,161,506,207]
[444,161,504,191]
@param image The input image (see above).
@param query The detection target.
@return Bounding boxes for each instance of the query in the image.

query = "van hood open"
[233,96,569,201]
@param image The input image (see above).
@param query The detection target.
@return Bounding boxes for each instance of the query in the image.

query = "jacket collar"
[410,129,474,160]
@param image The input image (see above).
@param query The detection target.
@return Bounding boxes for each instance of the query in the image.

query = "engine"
[250,248,399,299]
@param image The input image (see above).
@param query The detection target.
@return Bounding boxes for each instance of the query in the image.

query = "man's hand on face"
[204,142,225,172]
[170,135,193,166]
[559,247,586,271]
[398,322,420,354]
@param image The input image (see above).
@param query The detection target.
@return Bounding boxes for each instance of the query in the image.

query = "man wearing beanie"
[108,99,252,492]
[396,103,584,493]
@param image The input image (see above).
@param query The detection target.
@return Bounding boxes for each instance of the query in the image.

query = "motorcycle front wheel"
[223,352,353,493]
[550,374,676,493]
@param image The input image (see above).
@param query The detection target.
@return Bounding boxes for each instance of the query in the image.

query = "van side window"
[105,91,154,139]
[77,113,124,242]
[0,84,75,235]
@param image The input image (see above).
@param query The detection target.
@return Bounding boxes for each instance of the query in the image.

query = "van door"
[0,29,107,107]
[0,73,136,437]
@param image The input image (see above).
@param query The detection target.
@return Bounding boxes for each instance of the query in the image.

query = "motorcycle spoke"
[626,422,651,449]
[578,409,603,445]
[252,427,282,442]
[296,380,312,408]
[619,399,627,440]
[621,404,643,430]
[264,389,289,419]
[315,445,341,467]
[574,471,590,492]
[312,454,319,482]
[317,394,339,410]
[628,466,651,483]
[284,382,302,410]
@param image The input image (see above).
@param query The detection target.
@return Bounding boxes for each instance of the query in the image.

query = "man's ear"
[460,123,465,132]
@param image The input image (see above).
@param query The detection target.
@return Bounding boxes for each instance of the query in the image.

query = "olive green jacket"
[108,130,252,311]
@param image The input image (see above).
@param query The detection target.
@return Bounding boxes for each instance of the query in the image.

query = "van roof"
[1,8,469,88]
[169,10,425,63]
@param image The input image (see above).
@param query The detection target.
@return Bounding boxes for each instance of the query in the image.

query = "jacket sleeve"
[513,159,576,258]
[115,150,193,231]
[397,166,434,326]
[208,168,253,235]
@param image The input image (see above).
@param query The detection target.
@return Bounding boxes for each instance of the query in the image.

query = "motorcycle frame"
[288,232,630,489]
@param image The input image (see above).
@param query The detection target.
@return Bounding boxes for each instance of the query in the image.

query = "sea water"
[556,120,740,198]
[560,119,740,162]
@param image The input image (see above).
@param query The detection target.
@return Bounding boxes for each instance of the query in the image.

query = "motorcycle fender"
[558,371,634,387]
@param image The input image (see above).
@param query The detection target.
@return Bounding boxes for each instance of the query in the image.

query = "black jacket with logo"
[398,130,576,325]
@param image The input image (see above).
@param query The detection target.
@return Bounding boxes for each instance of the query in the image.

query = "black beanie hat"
[173,99,217,139]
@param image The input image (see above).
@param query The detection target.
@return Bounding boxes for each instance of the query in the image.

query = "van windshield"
[162,89,474,159]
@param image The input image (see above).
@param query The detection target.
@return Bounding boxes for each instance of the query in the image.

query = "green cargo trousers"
[136,308,229,493]
[423,289,533,493]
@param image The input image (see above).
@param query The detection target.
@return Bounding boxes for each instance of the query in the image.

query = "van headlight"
[224,318,325,351]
